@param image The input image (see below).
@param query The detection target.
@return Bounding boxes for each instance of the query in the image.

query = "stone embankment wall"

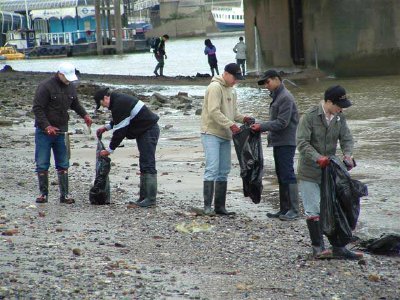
[244,0,400,76]
[147,1,217,38]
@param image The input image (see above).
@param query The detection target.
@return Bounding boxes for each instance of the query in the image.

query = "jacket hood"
[211,75,228,87]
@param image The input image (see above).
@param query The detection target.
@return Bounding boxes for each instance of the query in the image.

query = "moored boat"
[5,28,150,58]
[211,1,244,32]
[0,46,25,60]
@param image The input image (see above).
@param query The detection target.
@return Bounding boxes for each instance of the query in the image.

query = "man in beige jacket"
[200,63,254,215]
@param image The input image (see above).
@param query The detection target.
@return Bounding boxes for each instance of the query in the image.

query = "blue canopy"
[0,0,94,12]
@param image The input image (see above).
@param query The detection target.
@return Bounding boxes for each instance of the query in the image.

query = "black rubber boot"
[214,181,235,215]
[154,66,159,77]
[328,235,363,260]
[58,170,75,204]
[129,174,146,205]
[332,247,363,260]
[267,184,289,218]
[279,183,299,221]
[203,181,214,215]
[36,171,49,203]
[306,218,328,257]
[159,67,164,77]
[137,173,157,207]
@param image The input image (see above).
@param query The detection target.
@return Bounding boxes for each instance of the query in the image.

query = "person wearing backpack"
[153,34,169,77]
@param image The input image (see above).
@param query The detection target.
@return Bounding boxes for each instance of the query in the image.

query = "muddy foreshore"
[0,70,399,300]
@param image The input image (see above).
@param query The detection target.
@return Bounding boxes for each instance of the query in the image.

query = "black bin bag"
[89,139,111,205]
[320,156,368,245]
[359,234,400,255]
[233,124,264,204]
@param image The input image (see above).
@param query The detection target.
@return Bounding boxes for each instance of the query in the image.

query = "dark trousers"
[155,54,165,68]
[236,59,246,75]
[273,145,297,185]
[136,124,160,174]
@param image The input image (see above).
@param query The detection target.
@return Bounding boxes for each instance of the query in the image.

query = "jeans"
[137,124,160,174]
[35,128,69,173]
[299,180,320,217]
[201,133,231,181]
[273,145,297,185]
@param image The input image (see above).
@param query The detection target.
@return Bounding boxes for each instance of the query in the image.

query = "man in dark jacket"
[95,88,160,207]
[251,70,300,221]
[153,34,169,77]
[33,62,93,204]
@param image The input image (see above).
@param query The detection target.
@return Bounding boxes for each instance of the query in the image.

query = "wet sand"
[0,70,399,299]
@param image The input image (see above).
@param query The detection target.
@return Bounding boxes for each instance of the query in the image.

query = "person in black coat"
[94,88,160,207]
[204,39,219,76]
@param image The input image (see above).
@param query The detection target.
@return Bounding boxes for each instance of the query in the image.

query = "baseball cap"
[58,62,78,82]
[94,87,110,109]
[224,63,244,80]
[257,69,281,85]
[324,85,352,108]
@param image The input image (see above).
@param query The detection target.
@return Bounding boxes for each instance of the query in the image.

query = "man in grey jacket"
[297,85,362,259]
[251,70,299,221]
[233,37,246,77]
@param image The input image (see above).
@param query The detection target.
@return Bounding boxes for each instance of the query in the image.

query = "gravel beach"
[0,70,399,300]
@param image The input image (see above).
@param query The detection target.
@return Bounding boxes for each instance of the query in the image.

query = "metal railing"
[38,28,139,45]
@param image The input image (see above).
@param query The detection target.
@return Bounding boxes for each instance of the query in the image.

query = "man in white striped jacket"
[95,87,160,208]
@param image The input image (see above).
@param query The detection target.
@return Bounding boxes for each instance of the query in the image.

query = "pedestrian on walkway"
[204,39,219,76]
[33,62,93,204]
[153,34,169,77]
[251,70,300,221]
[233,36,246,77]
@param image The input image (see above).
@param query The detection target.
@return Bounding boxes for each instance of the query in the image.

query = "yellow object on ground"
[175,220,214,234]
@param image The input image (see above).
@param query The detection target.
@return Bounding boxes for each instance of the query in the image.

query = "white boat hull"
[211,5,244,32]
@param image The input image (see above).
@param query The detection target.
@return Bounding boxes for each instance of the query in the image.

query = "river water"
[4,34,399,237]
[5,35,247,77]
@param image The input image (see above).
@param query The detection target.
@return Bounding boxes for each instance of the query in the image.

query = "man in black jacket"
[153,34,169,77]
[251,70,300,221]
[33,62,93,204]
[94,88,160,207]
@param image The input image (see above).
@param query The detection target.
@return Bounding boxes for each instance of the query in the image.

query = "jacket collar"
[270,83,284,100]
[108,92,115,110]
[54,73,66,86]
